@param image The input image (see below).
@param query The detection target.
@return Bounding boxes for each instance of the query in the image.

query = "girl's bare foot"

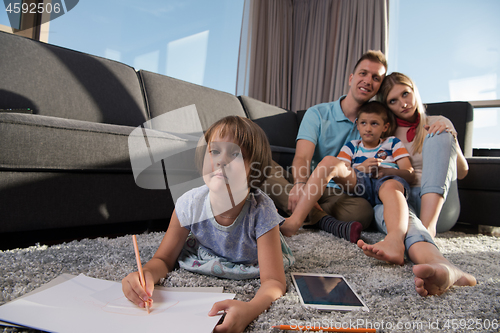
[357,234,405,265]
[413,262,477,296]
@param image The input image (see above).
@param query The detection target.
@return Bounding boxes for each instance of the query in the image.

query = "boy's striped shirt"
[337,136,410,169]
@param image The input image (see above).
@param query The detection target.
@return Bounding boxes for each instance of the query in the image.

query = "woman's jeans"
[374,132,459,251]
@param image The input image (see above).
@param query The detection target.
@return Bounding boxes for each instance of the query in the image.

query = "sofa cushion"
[458,189,500,227]
[458,157,500,191]
[0,31,147,126]
[139,71,247,132]
[0,113,173,172]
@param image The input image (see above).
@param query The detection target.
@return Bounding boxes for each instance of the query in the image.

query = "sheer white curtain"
[236,0,389,112]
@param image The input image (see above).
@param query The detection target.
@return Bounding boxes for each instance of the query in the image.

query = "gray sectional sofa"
[1,31,498,248]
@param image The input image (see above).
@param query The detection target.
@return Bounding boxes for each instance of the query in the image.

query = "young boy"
[284,101,415,265]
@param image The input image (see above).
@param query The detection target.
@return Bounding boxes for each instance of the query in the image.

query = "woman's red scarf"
[396,113,420,142]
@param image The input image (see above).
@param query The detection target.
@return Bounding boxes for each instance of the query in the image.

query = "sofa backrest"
[425,101,473,157]
[239,95,299,149]
[298,102,473,157]
[0,31,148,126]
[139,70,247,134]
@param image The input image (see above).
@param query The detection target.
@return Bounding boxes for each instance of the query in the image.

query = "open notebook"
[0,274,234,333]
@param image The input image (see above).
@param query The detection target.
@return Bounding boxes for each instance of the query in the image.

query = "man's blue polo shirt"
[296,96,360,187]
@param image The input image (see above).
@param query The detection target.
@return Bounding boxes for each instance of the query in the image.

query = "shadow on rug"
[1,230,499,332]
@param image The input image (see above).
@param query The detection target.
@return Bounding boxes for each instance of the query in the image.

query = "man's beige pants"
[261,161,373,228]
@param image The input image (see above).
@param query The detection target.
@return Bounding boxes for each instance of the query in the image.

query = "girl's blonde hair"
[196,116,272,190]
[377,72,428,154]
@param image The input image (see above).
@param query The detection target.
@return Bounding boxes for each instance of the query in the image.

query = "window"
[467,105,500,149]
[388,0,500,149]
[44,0,244,95]
[1,2,14,30]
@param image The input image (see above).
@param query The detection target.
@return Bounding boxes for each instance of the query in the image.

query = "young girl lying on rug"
[122,116,294,333]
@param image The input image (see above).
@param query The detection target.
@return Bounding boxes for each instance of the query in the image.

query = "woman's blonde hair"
[196,116,272,190]
[377,72,428,154]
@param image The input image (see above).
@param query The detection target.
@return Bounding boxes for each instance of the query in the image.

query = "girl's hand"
[121,270,154,309]
[208,299,254,333]
[288,182,305,213]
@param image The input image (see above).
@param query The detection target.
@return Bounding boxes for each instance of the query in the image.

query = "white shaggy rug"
[1,229,499,332]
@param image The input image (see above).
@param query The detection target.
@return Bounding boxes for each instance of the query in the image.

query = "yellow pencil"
[132,234,150,314]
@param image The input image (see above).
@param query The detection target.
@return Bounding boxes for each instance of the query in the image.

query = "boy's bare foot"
[357,234,405,265]
[280,217,302,237]
[413,262,477,296]
[426,227,436,239]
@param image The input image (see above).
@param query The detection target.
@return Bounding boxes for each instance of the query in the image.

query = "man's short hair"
[353,50,388,74]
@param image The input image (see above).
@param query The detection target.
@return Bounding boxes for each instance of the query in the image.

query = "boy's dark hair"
[353,50,388,74]
[357,101,395,137]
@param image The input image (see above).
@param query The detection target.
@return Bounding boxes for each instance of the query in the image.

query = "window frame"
[1,0,50,42]
[469,100,500,109]
[469,100,500,155]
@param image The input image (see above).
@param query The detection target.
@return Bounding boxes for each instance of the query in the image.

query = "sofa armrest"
[270,145,295,170]
[270,145,296,154]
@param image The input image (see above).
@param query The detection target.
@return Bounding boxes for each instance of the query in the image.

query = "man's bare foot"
[280,217,302,237]
[413,262,477,296]
[357,234,405,265]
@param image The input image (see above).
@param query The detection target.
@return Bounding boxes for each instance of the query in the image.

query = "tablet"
[291,272,369,311]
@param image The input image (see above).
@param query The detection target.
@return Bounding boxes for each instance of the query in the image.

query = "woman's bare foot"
[280,217,302,237]
[357,234,405,266]
[413,262,477,296]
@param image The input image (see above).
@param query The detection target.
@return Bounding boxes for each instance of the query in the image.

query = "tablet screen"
[291,272,369,311]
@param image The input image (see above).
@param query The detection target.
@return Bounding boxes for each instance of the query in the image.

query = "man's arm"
[288,139,315,212]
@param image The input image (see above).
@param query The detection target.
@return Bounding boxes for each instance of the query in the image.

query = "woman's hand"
[209,299,255,333]
[424,120,449,137]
